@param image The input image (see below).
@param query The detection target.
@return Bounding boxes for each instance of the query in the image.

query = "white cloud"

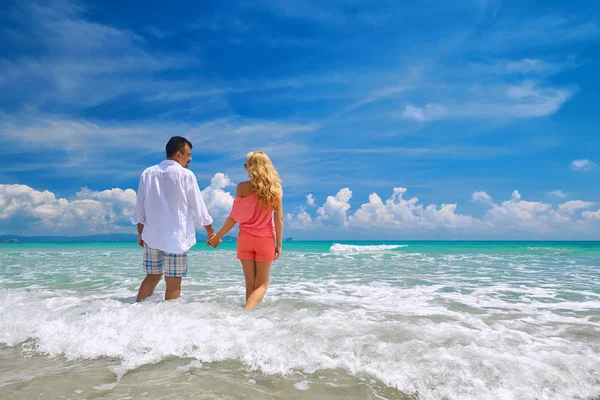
[200,173,236,221]
[557,200,595,215]
[471,191,494,205]
[306,194,315,207]
[570,159,597,172]
[0,184,130,234]
[0,174,237,235]
[402,104,447,122]
[294,187,594,234]
[317,188,352,227]
[482,190,568,231]
[2,182,599,237]
[77,187,137,205]
[76,187,138,221]
[582,209,600,221]
[547,190,567,198]
[0,184,57,220]
[349,188,479,230]
[285,208,314,230]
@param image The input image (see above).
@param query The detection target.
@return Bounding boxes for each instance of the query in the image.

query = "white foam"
[1,287,599,400]
[294,381,310,390]
[329,244,407,253]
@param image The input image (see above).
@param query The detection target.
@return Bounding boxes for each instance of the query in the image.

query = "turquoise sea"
[1,241,599,399]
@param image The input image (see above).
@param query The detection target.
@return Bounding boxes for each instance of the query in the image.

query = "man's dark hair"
[166,136,192,158]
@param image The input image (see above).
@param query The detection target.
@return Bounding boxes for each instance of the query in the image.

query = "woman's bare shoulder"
[236,181,253,198]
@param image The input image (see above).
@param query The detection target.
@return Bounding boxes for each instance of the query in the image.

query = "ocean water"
[0,241,599,400]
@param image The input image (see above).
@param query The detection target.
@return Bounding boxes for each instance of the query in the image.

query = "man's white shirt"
[133,160,213,254]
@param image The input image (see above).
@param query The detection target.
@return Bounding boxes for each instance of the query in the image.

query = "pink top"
[230,192,278,237]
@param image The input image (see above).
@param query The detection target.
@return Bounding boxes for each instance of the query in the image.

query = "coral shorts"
[237,230,276,262]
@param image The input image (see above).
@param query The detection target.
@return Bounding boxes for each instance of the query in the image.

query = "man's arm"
[133,176,146,247]
[187,175,215,239]
[137,223,144,247]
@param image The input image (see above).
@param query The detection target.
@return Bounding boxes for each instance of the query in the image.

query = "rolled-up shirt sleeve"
[187,175,213,227]
[132,176,146,224]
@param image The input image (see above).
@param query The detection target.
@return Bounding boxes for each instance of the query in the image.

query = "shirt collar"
[160,160,179,166]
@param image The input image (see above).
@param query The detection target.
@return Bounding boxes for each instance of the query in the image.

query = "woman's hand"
[208,235,221,248]
[274,245,282,260]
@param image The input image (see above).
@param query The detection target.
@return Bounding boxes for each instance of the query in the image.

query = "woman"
[209,151,284,310]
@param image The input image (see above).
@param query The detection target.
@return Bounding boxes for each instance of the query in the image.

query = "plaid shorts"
[143,244,188,277]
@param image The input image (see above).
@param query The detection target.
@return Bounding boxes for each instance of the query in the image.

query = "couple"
[132,136,284,311]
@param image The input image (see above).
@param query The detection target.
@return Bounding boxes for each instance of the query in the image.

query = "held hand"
[206,233,216,247]
[137,235,144,248]
[208,235,222,248]
[274,245,282,260]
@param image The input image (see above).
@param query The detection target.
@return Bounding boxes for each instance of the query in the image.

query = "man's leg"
[164,251,188,301]
[136,274,163,302]
[165,277,182,300]
[137,244,165,302]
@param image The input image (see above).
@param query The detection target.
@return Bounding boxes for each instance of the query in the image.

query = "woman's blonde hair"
[245,151,281,210]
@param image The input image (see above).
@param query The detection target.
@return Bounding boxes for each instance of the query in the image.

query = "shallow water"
[1,241,599,399]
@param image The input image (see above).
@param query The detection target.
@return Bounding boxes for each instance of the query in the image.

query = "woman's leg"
[241,259,257,302]
[243,261,272,310]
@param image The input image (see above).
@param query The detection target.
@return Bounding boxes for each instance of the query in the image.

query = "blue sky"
[0,0,599,239]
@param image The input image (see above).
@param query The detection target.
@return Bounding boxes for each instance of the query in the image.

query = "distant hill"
[0,234,237,243]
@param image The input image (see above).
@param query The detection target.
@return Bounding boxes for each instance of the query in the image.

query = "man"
[133,136,215,302]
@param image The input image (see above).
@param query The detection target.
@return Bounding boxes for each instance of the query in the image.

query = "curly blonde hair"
[246,151,282,210]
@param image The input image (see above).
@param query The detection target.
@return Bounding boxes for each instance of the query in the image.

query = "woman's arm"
[273,195,284,260]
[214,216,237,241]
[210,183,248,246]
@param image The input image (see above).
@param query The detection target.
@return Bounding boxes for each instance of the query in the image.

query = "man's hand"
[208,235,221,248]
[206,232,215,245]
[137,223,144,248]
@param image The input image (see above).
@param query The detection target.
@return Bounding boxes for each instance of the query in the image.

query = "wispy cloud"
[547,190,567,198]
[240,0,349,25]
[473,15,599,51]
[506,58,569,74]
[0,111,320,192]
[571,159,597,172]
[401,81,573,121]
[0,0,202,109]
[402,104,447,122]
